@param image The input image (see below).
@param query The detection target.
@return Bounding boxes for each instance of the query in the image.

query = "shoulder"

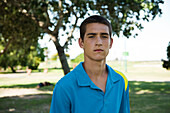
[57,70,77,87]
[114,69,128,91]
[56,62,84,88]
[107,65,129,91]
[52,70,77,99]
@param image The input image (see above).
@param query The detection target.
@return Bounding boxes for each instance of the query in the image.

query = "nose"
[95,36,102,46]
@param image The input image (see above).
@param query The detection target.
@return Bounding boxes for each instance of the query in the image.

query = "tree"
[0,39,46,72]
[0,0,42,55]
[26,44,46,70]
[162,42,170,70]
[167,42,170,61]
[0,0,164,75]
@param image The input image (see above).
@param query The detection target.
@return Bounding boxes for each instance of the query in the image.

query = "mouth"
[94,49,103,52]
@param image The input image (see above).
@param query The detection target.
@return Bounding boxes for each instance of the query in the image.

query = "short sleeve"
[50,83,71,113]
[119,83,130,113]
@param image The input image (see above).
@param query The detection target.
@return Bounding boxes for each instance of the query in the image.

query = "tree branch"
[41,7,52,29]
[0,38,13,56]
[20,8,54,39]
[64,13,79,47]
[52,16,63,36]
[52,0,63,36]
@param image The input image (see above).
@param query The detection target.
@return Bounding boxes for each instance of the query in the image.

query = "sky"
[39,0,170,61]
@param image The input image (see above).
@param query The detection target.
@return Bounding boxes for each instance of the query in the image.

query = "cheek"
[83,42,90,50]
[84,40,93,46]
[103,41,111,47]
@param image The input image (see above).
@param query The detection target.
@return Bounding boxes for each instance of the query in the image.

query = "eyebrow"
[87,33,109,36]
[101,33,109,35]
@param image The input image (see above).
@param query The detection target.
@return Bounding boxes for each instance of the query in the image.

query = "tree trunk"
[10,66,16,73]
[55,45,70,75]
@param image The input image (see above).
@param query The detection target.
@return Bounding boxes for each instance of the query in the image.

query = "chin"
[93,57,106,61]
[85,54,107,62]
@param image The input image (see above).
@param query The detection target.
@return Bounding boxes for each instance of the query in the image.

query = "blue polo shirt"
[50,62,130,113]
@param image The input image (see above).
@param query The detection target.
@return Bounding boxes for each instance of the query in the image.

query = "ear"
[78,38,84,48]
[109,38,113,49]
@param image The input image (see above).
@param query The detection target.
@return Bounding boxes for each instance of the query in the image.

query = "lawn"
[0,81,169,113]
[0,61,170,113]
[0,94,52,113]
[129,81,170,113]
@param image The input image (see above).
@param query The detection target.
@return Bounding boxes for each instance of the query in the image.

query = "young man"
[50,15,130,113]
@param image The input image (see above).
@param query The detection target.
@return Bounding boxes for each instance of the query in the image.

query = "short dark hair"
[80,15,112,41]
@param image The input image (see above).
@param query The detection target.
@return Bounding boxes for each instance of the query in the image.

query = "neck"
[83,59,107,80]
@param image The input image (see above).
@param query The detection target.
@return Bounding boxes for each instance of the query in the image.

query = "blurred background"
[0,0,170,113]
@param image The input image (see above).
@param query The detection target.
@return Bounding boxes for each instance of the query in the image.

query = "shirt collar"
[74,62,120,87]
[75,62,92,87]
[106,64,121,83]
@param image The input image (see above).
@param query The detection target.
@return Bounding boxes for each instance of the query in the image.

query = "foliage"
[51,53,70,61]
[90,0,164,38]
[0,0,43,55]
[0,41,46,72]
[0,0,45,71]
[51,54,58,61]
[0,51,19,72]
[71,53,84,63]
[162,42,170,70]
[26,44,46,70]
[167,42,170,60]
[0,0,164,74]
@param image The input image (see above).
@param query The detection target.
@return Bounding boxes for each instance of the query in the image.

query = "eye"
[101,36,108,38]
[88,36,95,38]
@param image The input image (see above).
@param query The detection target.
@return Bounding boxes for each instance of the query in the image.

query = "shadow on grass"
[0,81,170,113]
[1,81,170,93]
[129,81,170,94]
[0,83,55,91]
[0,67,73,74]
[0,71,26,74]
[0,83,38,88]
[0,94,52,113]
[129,81,170,113]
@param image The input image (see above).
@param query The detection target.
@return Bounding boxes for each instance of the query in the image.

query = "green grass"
[0,81,169,113]
[129,81,170,113]
[0,70,64,87]
[0,61,170,113]
[0,94,52,113]
[0,68,65,74]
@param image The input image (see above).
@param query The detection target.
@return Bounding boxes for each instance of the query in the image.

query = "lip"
[94,49,103,52]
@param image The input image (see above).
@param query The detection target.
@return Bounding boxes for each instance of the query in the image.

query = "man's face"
[79,23,113,61]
